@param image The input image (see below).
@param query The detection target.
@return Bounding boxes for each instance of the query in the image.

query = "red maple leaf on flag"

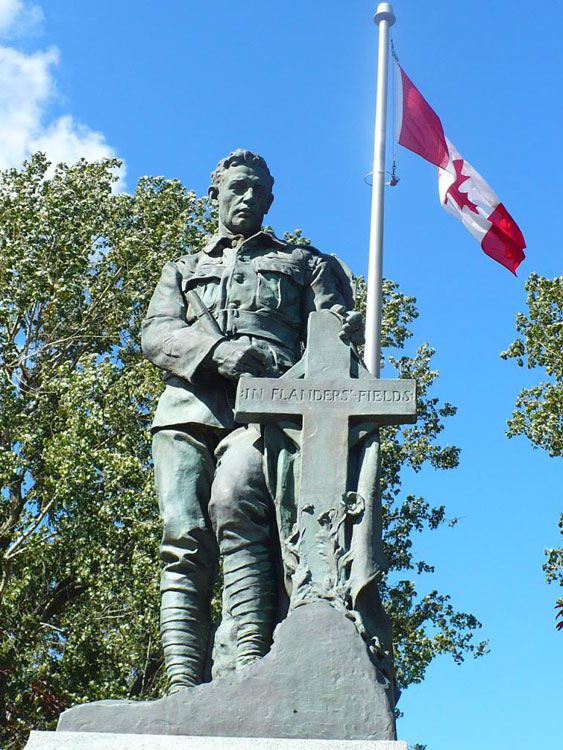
[445,159,479,214]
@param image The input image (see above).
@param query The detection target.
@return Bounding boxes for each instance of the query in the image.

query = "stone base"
[26,734,407,750]
[57,603,396,741]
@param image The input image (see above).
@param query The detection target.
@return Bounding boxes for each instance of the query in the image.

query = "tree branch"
[35,577,87,623]
[0,473,25,553]
[4,497,56,561]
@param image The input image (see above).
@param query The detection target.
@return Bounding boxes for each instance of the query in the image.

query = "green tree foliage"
[501,272,563,605]
[1,156,485,748]
[0,154,216,747]
[353,278,486,689]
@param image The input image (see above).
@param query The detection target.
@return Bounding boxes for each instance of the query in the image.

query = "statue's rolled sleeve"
[304,253,350,316]
[141,260,224,384]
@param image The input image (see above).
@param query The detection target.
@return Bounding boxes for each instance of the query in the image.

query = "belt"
[216,308,301,354]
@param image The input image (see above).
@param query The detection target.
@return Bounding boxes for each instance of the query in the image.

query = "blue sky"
[1,1,561,748]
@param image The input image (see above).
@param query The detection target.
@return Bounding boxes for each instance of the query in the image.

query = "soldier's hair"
[209,149,274,198]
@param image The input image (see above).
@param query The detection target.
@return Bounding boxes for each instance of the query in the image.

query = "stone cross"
[235,309,416,600]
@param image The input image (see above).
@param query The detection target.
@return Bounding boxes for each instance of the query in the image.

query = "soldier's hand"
[212,340,269,380]
[340,311,365,345]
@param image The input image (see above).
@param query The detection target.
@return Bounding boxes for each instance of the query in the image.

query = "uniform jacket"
[142,230,352,429]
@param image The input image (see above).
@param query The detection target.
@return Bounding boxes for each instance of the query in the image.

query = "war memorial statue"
[37,150,417,748]
[140,149,366,689]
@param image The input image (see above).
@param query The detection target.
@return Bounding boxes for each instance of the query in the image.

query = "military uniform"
[142,230,353,688]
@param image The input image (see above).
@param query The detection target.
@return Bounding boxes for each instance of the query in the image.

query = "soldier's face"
[217,165,273,236]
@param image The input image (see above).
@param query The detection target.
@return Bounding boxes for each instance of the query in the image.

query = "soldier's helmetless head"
[209,149,274,237]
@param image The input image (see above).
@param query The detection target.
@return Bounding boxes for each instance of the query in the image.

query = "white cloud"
[31,114,126,189]
[0,0,21,32]
[0,0,43,38]
[31,114,118,166]
[0,0,125,187]
[0,44,58,167]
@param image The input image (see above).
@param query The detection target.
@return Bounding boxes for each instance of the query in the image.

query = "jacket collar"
[203,229,287,255]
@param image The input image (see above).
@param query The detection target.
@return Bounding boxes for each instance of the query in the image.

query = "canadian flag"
[396,63,526,275]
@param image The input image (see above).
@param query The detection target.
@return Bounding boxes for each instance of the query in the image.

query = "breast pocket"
[183,265,223,313]
[253,257,305,310]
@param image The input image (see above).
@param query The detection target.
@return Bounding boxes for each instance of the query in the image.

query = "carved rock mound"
[58,602,396,741]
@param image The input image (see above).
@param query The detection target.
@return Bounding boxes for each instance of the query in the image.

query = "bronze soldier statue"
[142,150,363,692]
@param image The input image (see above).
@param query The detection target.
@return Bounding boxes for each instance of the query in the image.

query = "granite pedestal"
[26,734,407,750]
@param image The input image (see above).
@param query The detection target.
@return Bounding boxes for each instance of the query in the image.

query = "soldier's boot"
[160,589,211,691]
[222,544,277,669]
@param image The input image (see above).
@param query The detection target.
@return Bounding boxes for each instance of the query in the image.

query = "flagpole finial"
[374,3,395,26]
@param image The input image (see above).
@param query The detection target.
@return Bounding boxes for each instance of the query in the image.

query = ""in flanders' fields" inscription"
[238,385,415,405]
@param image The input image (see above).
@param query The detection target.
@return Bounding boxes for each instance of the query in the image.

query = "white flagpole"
[364,3,395,377]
